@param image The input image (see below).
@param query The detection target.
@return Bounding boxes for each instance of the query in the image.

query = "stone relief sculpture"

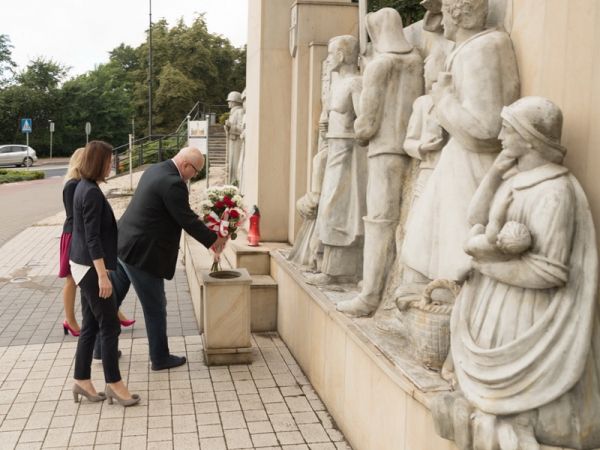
[432,96,600,450]
[399,0,520,289]
[402,46,447,206]
[237,88,247,192]
[224,91,244,185]
[305,35,366,285]
[336,8,423,316]
[287,57,333,270]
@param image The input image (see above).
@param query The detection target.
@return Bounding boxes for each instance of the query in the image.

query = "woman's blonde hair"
[64,147,85,184]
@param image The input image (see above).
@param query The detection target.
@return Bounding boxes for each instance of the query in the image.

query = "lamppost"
[148,0,153,138]
[48,120,54,159]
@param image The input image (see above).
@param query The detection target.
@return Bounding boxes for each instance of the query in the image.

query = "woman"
[70,140,139,406]
[433,97,600,448]
[59,148,85,336]
[59,149,135,337]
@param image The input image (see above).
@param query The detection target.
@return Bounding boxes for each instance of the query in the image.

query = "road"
[0,167,66,247]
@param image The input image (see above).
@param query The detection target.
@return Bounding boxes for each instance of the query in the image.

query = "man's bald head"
[173,147,205,181]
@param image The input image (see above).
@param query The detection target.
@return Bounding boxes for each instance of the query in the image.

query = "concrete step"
[183,234,278,332]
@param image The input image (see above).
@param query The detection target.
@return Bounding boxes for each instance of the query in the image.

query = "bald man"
[117,147,227,370]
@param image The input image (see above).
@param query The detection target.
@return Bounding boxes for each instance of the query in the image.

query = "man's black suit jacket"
[71,178,118,270]
[118,160,217,279]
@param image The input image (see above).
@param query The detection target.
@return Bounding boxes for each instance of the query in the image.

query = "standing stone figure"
[403,48,447,205]
[288,54,335,270]
[336,8,423,316]
[224,91,244,185]
[400,0,520,286]
[238,89,247,192]
[433,97,600,450]
[306,35,366,285]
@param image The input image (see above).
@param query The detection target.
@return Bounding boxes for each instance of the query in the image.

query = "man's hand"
[212,235,228,255]
[98,273,113,299]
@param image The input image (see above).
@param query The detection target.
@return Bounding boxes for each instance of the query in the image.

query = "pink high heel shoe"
[63,320,80,337]
[120,318,136,328]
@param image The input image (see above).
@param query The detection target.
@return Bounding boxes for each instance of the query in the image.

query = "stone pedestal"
[201,268,253,365]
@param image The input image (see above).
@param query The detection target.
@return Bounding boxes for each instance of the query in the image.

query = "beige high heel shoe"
[72,384,106,403]
[105,384,140,407]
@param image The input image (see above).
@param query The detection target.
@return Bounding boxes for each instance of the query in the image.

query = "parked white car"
[0,145,38,167]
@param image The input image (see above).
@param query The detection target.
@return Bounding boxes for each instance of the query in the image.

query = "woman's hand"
[98,272,113,299]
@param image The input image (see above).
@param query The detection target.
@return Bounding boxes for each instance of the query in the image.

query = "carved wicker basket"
[404,279,460,371]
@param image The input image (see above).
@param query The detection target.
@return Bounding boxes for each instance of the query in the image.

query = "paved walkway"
[0,171,351,449]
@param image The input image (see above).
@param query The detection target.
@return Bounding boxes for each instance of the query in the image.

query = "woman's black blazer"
[70,178,118,270]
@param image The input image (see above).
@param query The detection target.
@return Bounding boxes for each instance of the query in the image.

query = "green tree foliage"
[367,0,425,25]
[0,34,16,86]
[0,58,67,151]
[0,15,245,156]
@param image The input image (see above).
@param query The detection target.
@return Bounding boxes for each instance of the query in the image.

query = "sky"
[0,0,248,77]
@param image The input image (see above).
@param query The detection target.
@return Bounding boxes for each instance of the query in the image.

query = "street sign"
[85,122,91,135]
[49,122,55,133]
[21,118,32,134]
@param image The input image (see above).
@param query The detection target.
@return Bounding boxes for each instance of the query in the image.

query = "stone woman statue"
[432,97,600,450]
[400,0,520,285]
[336,8,423,316]
[224,91,244,185]
[287,57,333,270]
[307,35,366,285]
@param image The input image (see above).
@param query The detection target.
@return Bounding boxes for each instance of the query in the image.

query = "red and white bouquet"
[199,185,247,271]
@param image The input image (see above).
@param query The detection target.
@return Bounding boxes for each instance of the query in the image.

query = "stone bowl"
[209,270,242,279]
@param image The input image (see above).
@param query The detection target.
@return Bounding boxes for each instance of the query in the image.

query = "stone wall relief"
[285,0,600,448]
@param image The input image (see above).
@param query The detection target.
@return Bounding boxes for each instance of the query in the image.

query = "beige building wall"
[510,0,600,245]
[245,0,293,242]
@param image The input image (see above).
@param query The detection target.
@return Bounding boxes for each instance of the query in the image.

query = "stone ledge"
[270,250,566,450]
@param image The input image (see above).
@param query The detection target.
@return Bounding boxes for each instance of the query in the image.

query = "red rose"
[223,196,235,207]
[229,209,240,219]
[214,200,225,209]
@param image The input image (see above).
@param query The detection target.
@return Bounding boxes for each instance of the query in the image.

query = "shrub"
[0,169,45,184]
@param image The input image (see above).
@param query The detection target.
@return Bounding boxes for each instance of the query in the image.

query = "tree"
[0,14,246,153]
[367,0,425,25]
[154,63,197,130]
[0,34,16,86]
[17,58,69,92]
[0,58,67,153]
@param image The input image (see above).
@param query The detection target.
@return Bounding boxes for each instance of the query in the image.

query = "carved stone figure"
[224,91,244,185]
[400,0,520,286]
[336,8,423,316]
[305,35,366,285]
[237,88,247,192]
[432,96,600,450]
[403,47,447,205]
[288,57,333,270]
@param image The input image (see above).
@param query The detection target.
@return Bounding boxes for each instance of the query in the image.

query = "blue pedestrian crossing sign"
[21,118,32,134]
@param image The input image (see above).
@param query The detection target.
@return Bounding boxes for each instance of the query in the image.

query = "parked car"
[0,145,38,167]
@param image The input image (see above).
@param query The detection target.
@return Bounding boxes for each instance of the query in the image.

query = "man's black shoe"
[93,350,122,360]
[151,355,187,371]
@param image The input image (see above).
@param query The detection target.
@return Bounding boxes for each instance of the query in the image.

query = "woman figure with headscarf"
[433,97,600,450]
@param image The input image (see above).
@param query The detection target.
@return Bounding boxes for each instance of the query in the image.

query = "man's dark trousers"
[119,259,171,364]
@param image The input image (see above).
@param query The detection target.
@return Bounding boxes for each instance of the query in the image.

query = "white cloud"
[1,0,248,77]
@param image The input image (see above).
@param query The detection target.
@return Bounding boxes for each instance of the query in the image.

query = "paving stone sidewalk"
[0,171,351,449]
